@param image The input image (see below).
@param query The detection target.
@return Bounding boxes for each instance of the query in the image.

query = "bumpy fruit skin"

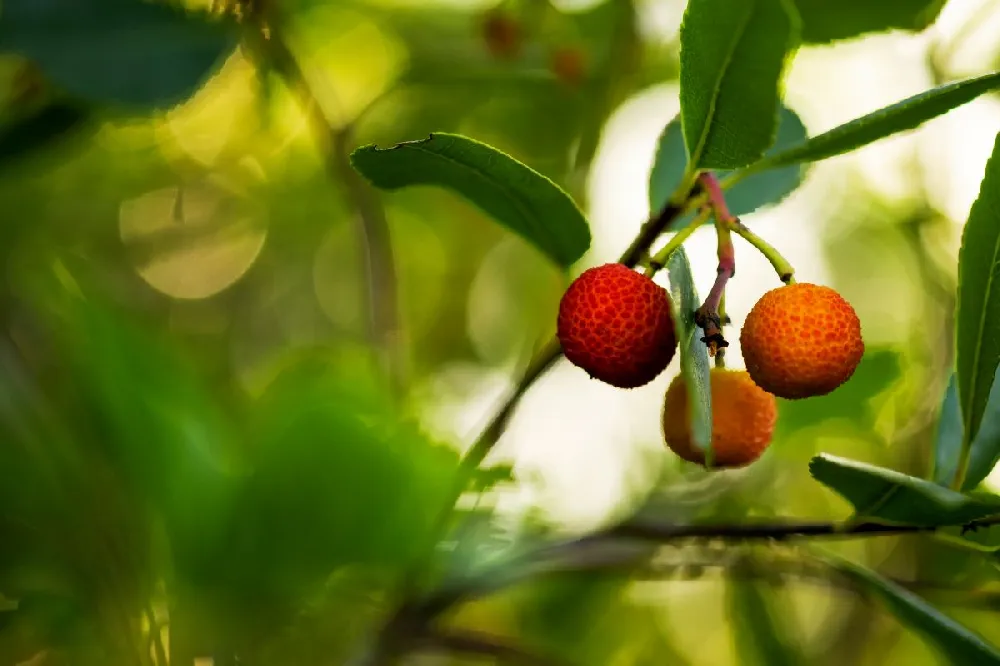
[740,283,864,399]
[662,369,777,468]
[557,263,677,389]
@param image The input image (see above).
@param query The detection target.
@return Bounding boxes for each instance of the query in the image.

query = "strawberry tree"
[1,0,1000,664]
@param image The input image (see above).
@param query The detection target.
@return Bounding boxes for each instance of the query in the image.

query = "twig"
[415,629,573,666]
[695,173,735,358]
[247,12,405,391]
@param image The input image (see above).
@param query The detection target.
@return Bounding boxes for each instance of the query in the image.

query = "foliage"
[1,0,1000,664]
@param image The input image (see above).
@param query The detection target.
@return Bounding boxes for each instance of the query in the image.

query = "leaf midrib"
[687,1,756,167]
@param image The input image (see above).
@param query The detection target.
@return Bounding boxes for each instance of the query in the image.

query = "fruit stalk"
[730,218,796,284]
[696,172,736,358]
[643,206,712,277]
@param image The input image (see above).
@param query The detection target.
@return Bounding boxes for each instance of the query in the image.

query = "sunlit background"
[3,0,1000,664]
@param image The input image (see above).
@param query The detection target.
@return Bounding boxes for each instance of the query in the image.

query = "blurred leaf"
[351,133,590,268]
[956,130,1000,481]
[809,454,1000,526]
[227,352,460,601]
[793,0,946,43]
[678,0,798,170]
[666,248,713,461]
[775,348,901,437]
[726,571,804,666]
[819,549,1000,665]
[0,100,93,169]
[751,71,1000,170]
[0,0,239,109]
[933,374,965,487]
[44,296,238,582]
[650,103,808,230]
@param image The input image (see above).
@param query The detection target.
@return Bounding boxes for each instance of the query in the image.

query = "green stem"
[729,218,796,284]
[642,206,712,277]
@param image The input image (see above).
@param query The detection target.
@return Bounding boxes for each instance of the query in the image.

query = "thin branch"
[247,15,405,391]
[415,629,573,666]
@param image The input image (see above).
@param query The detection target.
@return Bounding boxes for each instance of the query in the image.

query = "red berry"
[557,263,677,389]
[482,10,522,60]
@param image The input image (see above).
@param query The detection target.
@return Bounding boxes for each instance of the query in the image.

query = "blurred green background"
[3,0,1000,664]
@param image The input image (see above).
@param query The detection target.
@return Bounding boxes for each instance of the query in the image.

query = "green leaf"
[726,570,804,666]
[934,372,1000,491]
[956,130,1000,476]
[666,248,713,461]
[0,101,92,169]
[933,375,965,487]
[0,0,239,109]
[818,550,1000,665]
[351,133,591,268]
[962,375,1000,490]
[649,103,808,230]
[678,0,798,169]
[809,454,1000,526]
[793,0,946,44]
[751,72,1000,171]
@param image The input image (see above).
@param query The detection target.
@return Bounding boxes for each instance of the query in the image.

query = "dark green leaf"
[933,375,964,487]
[819,550,1000,665]
[956,130,1000,472]
[809,454,1000,526]
[726,571,804,666]
[666,248,713,461]
[793,0,946,44]
[0,101,92,169]
[351,133,591,268]
[649,104,808,230]
[0,0,239,109]
[963,375,1000,490]
[679,0,798,169]
[752,72,1000,170]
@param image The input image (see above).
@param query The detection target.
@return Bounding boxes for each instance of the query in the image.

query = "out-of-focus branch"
[245,10,405,392]
[415,629,574,666]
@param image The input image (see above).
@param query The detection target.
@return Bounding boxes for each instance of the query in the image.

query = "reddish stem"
[695,173,736,358]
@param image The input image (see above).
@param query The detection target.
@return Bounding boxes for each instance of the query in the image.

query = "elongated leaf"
[650,104,808,230]
[809,454,1000,526]
[793,0,946,44]
[351,133,590,268]
[753,72,1000,170]
[819,550,1000,665]
[666,248,713,460]
[933,375,964,487]
[963,375,1000,490]
[0,0,239,109]
[679,0,798,169]
[956,131,1000,472]
[726,572,804,666]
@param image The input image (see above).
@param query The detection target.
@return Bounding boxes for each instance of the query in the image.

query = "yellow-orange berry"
[740,283,864,399]
[557,263,677,389]
[662,368,777,468]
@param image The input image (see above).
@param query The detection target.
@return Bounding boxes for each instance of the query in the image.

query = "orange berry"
[662,368,777,468]
[482,10,522,60]
[557,263,677,389]
[740,283,864,399]
[550,47,586,87]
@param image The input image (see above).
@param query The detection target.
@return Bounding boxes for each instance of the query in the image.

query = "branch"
[415,629,573,666]
[247,14,405,391]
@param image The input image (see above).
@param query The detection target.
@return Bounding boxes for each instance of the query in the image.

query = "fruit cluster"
[556,263,864,468]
